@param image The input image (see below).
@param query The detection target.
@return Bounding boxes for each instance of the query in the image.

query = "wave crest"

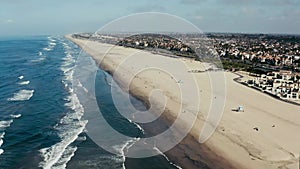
[18,81,30,85]
[7,90,34,101]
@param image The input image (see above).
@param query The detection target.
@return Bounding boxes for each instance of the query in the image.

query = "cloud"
[4,19,15,24]
[216,0,300,6]
[270,0,300,6]
[180,0,206,4]
[130,4,166,12]
[215,0,253,5]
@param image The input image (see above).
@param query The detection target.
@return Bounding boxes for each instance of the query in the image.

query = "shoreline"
[66,35,234,169]
[66,34,300,169]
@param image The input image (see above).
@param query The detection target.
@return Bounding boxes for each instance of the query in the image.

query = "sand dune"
[67,35,300,169]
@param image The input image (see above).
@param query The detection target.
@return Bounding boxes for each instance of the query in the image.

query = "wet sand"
[67,35,300,169]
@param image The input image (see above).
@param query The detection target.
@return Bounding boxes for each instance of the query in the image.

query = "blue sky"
[1,0,300,36]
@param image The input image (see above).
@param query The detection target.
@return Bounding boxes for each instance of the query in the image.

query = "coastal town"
[4,0,300,168]
[208,33,300,104]
[238,70,300,104]
[72,33,300,103]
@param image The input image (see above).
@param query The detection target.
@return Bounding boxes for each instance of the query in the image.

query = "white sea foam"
[127,118,145,134]
[7,90,34,101]
[0,118,18,149]
[31,57,46,63]
[43,37,57,52]
[48,37,56,43]
[10,114,22,119]
[38,95,87,169]
[76,136,86,142]
[0,120,13,129]
[153,147,182,169]
[61,67,73,74]
[113,138,140,169]
[77,80,89,93]
[0,132,5,138]
[39,52,43,56]
[38,40,87,169]
[0,120,13,155]
[18,75,24,80]
[0,132,4,154]
[0,116,22,156]
[49,42,56,46]
[62,42,70,49]
[43,47,52,51]
[51,146,77,169]
[18,81,30,85]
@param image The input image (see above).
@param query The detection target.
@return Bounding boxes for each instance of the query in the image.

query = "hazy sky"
[1,0,300,36]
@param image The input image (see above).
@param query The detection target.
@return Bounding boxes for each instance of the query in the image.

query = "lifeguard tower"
[237,106,244,112]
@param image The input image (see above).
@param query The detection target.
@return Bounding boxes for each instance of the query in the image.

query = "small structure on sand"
[237,106,245,112]
[232,105,245,112]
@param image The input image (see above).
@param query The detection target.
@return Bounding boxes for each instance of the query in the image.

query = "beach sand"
[67,35,300,169]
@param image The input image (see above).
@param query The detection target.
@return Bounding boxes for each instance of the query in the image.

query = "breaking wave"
[7,90,34,101]
[18,81,30,85]
[38,39,87,169]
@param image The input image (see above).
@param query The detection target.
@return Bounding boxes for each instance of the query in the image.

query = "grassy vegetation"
[221,60,251,70]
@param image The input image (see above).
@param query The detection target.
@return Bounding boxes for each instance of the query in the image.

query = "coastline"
[66,35,300,169]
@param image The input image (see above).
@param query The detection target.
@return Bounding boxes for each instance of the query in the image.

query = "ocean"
[0,36,180,169]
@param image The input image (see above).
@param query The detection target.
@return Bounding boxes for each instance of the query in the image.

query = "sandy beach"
[67,35,300,169]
